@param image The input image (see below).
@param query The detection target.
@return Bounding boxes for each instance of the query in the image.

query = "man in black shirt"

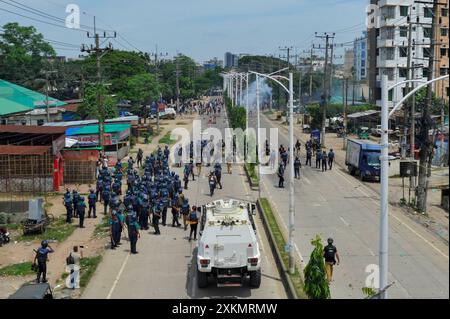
[323,238,340,283]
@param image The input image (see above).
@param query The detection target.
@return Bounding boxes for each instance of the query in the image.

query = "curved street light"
[379,74,449,299]
[249,70,296,275]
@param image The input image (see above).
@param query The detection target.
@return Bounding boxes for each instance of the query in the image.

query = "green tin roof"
[0,79,66,116]
[68,123,131,136]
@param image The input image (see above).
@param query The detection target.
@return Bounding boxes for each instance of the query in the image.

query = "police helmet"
[327,238,334,245]
[41,240,48,248]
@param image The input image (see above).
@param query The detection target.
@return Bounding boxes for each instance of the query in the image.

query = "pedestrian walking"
[110,212,121,249]
[306,148,312,167]
[323,238,340,283]
[128,216,140,254]
[208,172,218,196]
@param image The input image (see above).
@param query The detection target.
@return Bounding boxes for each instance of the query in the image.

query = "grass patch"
[1,223,21,230]
[159,132,177,145]
[93,215,110,238]
[0,262,35,277]
[259,198,307,299]
[245,163,259,184]
[79,256,103,288]
[19,217,76,243]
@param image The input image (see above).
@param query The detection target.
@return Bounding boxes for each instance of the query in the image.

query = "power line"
[0,0,113,33]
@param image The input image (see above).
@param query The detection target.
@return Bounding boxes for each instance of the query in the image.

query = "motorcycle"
[0,227,10,246]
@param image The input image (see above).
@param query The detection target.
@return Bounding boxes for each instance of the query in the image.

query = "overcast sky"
[0,0,368,63]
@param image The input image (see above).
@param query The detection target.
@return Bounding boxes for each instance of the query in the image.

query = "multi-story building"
[224,52,239,68]
[368,0,434,107]
[203,57,223,70]
[344,49,355,77]
[298,56,326,72]
[354,31,368,81]
[434,3,449,102]
[353,31,369,101]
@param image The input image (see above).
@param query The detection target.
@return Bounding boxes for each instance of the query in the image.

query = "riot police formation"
[87,145,199,254]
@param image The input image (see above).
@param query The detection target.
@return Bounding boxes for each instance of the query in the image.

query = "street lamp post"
[249,69,295,274]
[379,73,448,299]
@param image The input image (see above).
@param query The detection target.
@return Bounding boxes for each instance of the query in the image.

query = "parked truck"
[197,199,261,289]
[345,139,381,181]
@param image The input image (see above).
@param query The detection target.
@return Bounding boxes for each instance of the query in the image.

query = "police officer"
[294,156,302,179]
[34,240,54,283]
[139,193,150,230]
[77,197,86,228]
[328,149,335,170]
[72,190,80,218]
[315,149,322,169]
[128,213,140,254]
[306,147,312,167]
[96,178,103,203]
[171,191,181,227]
[278,164,285,188]
[102,185,111,215]
[161,192,170,226]
[63,191,73,224]
[88,190,97,218]
[181,198,190,231]
[152,203,162,235]
[322,150,328,172]
[110,212,121,250]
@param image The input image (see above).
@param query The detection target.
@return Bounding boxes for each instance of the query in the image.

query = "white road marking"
[339,216,350,227]
[261,178,305,265]
[263,114,450,264]
[335,164,449,260]
[106,252,130,299]
[303,176,312,185]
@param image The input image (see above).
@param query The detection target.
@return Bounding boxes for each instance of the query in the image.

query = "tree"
[78,84,118,120]
[119,73,160,116]
[303,235,331,299]
[0,23,55,87]
[82,50,150,94]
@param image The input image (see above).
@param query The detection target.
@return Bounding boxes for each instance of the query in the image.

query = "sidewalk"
[265,113,449,244]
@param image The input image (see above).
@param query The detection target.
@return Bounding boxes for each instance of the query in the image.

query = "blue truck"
[345,139,381,181]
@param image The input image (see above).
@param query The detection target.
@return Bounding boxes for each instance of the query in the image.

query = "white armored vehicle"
[196,199,261,288]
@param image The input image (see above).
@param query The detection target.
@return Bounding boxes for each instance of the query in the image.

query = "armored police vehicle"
[196,199,261,289]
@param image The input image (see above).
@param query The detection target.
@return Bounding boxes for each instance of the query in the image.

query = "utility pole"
[81,16,116,154]
[314,32,335,148]
[403,10,414,160]
[176,53,181,112]
[279,46,294,69]
[343,77,349,150]
[416,0,439,213]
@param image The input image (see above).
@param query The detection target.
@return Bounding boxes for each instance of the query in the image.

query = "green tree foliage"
[0,22,55,87]
[120,73,160,115]
[225,95,246,130]
[78,84,118,120]
[83,50,150,94]
[413,87,447,116]
[303,235,331,299]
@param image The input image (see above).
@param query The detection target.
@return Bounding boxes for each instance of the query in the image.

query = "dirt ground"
[0,115,198,299]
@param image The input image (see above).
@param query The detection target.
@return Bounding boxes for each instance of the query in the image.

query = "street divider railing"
[257,198,306,299]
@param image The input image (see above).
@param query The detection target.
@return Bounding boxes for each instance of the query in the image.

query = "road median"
[257,198,306,299]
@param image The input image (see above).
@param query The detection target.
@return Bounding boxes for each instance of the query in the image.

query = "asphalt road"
[248,113,449,299]
[82,108,286,299]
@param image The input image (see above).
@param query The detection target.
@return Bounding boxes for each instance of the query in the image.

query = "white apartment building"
[373,0,433,107]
